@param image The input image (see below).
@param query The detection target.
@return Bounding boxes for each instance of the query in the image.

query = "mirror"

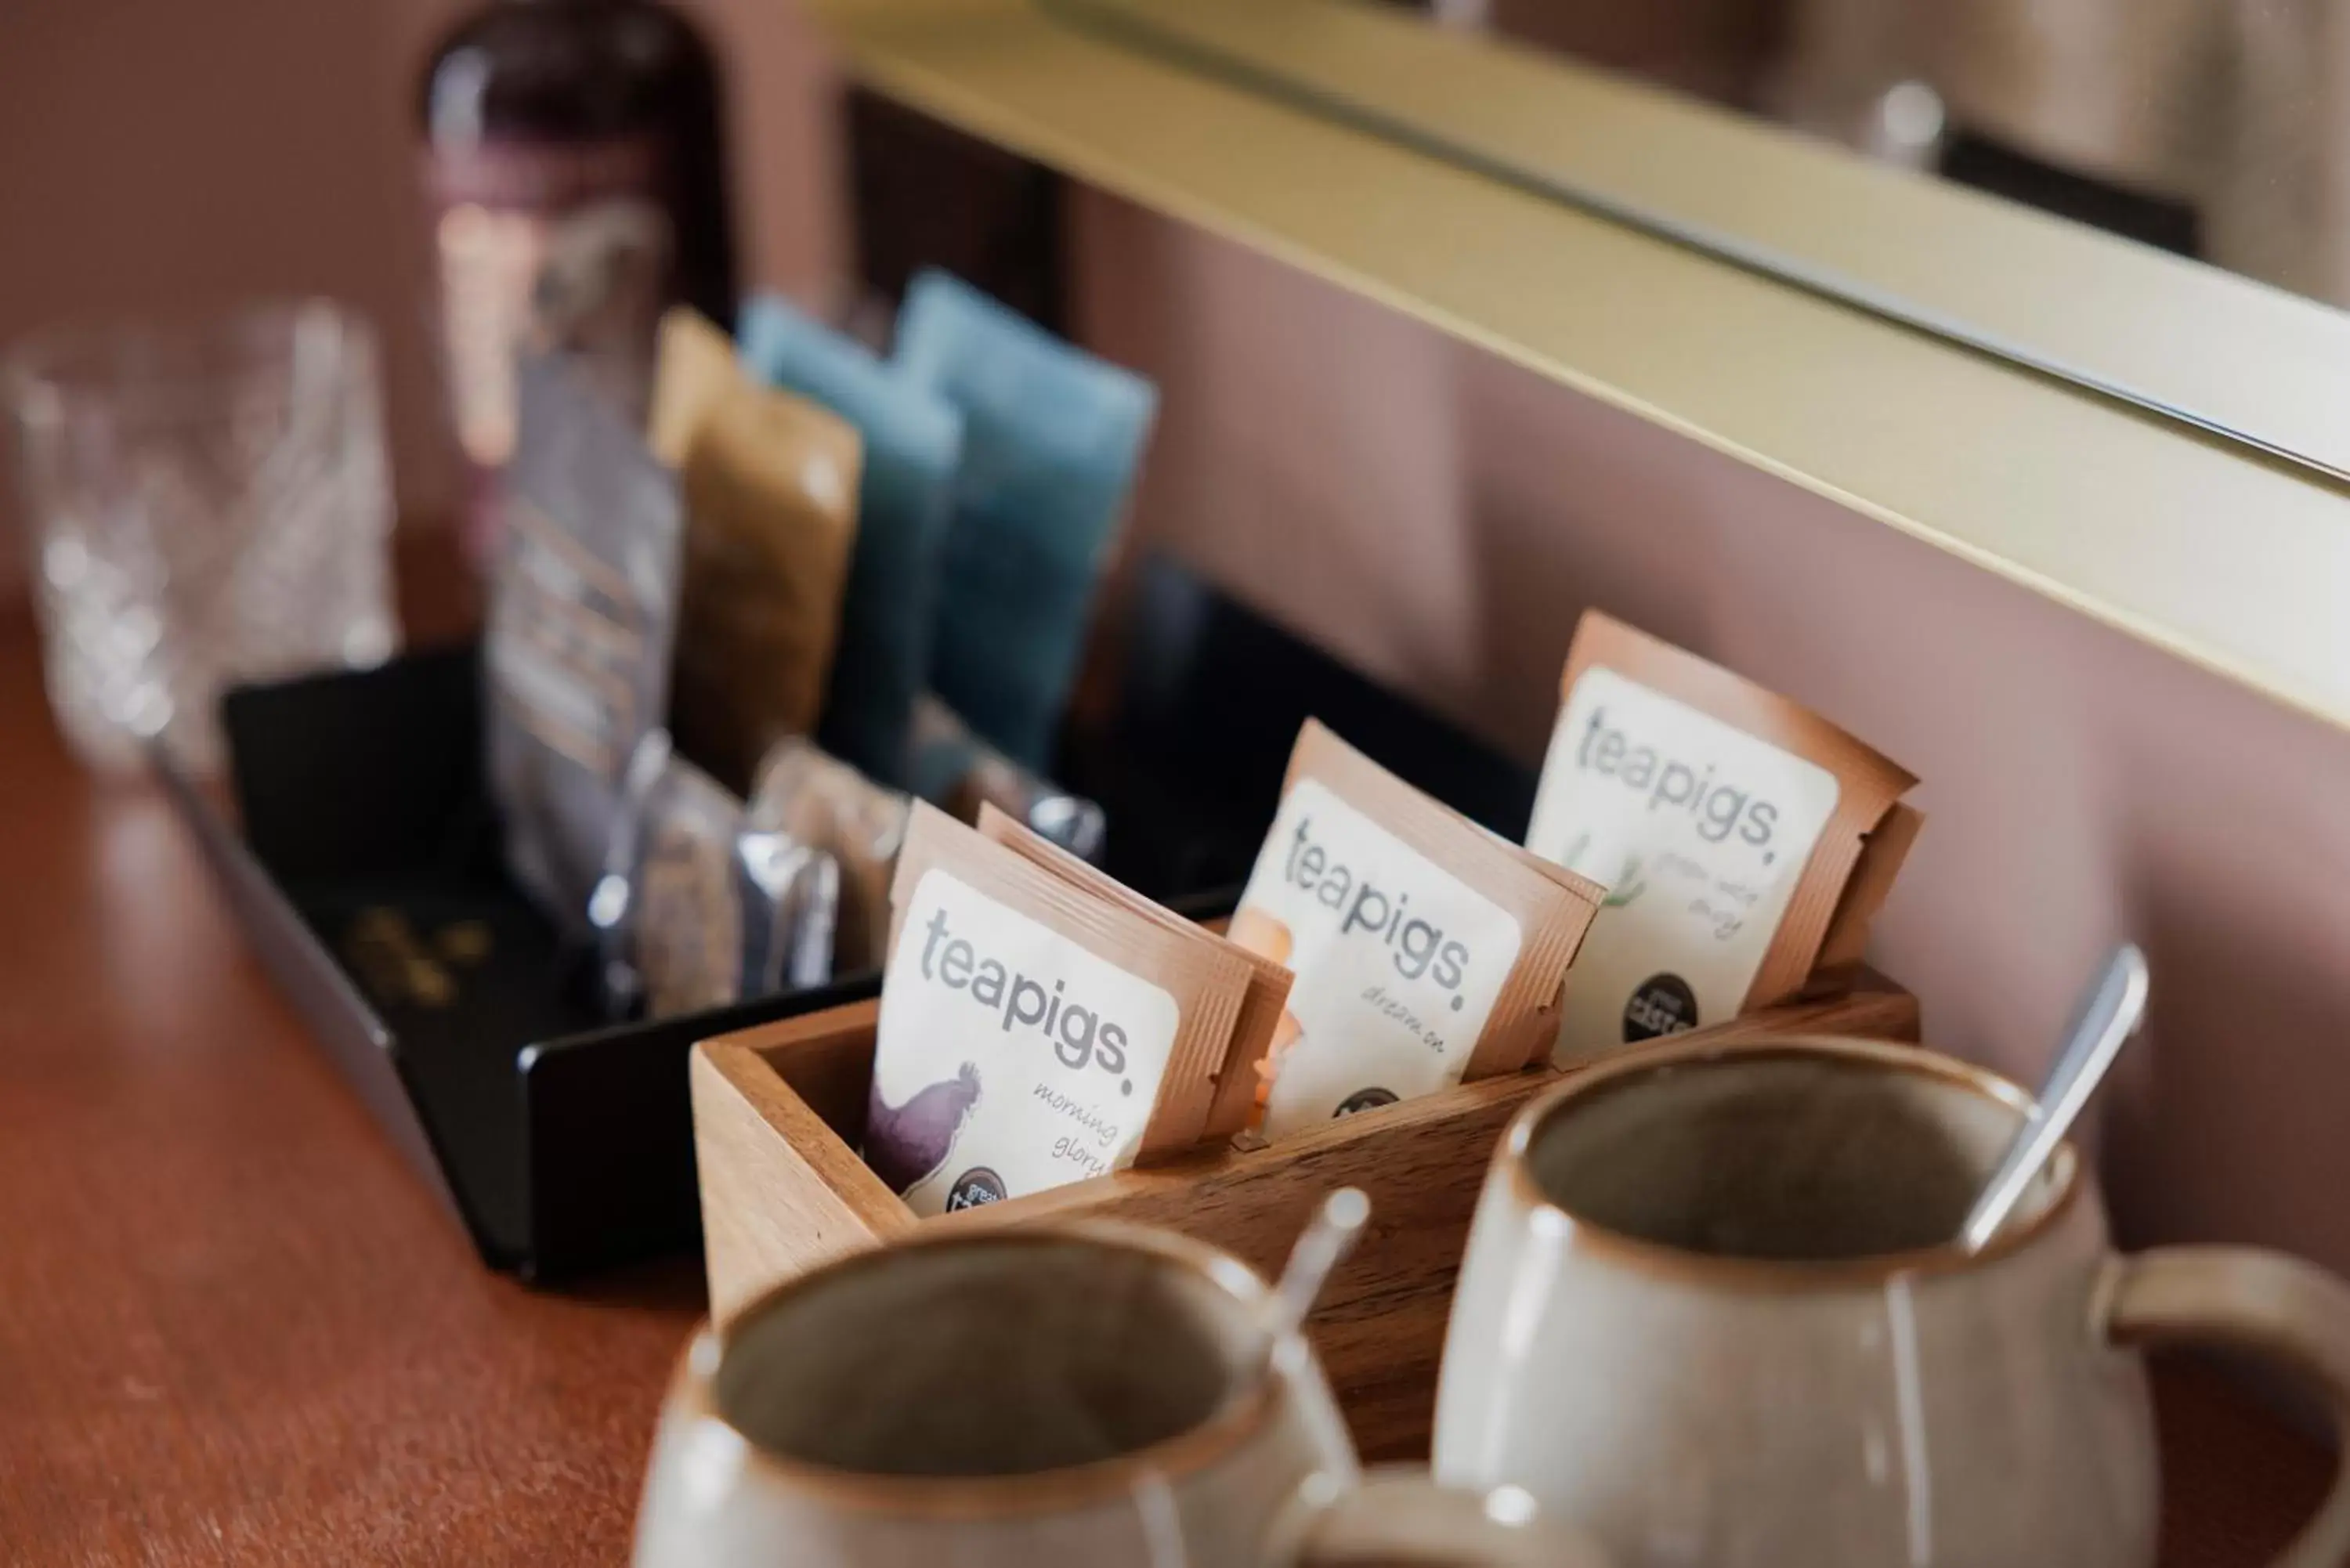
[1021,0,2350,481]
[1439,0,2347,314]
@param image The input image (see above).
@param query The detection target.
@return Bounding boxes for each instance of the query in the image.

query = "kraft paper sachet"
[1227,721,1605,1143]
[1812,800,1924,990]
[1524,610,1921,1060]
[893,269,1158,770]
[974,803,1289,1141]
[866,804,1254,1216]
[738,294,964,788]
[649,309,864,795]
[487,352,683,938]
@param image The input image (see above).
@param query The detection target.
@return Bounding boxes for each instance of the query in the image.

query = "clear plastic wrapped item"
[595,731,841,1017]
[907,693,1106,865]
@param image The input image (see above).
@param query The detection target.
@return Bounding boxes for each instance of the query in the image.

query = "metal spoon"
[1264,1187,1372,1357]
[1959,944,2150,1252]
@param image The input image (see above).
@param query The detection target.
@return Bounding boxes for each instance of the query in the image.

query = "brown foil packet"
[869,804,1255,1215]
[1227,720,1604,1140]
[745,735,911,977]
[1524,611,1921,1059]
[974,803,1289,1141]
[650,309,864,794]
[647,307,739,471]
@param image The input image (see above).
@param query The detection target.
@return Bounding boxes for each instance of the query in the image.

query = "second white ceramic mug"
[636,1220,1609,1567]
[1434,1032,2350,1568]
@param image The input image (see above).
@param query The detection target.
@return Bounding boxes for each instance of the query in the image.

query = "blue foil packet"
[892,269,1159,770]
[737,293,964,788]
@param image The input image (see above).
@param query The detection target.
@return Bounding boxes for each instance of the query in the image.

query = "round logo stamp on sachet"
[1622,973,1698,1042]
[943,1167,1007,1211]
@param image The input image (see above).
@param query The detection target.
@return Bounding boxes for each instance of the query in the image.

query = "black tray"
[167,554,1538,1280]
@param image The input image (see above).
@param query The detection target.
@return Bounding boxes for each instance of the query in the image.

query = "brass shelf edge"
[818,0,2350,740]
[1049,0,2350,487]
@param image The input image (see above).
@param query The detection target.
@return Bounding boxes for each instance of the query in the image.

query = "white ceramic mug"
[636,1221,1610,1567]
[1434,1032,2350,1568]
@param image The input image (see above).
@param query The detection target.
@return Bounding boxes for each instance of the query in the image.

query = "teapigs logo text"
[874,869,1179,1217]
[1281,814,1476,1004]
[1232,771,1525,1140]
[916,905,1133,1086]
[1525,663,1846,1066]
[1567,704,1781,856]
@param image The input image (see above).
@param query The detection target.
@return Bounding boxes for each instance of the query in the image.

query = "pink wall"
[1071,192,2350,1271]
[0,0,844,594]
[0,0,411,597]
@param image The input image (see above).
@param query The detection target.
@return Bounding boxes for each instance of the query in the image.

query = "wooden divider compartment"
[691,976,1919,1460]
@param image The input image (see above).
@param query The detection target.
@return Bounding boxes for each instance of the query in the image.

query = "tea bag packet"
[647,308,739,471]
[649,309,865,795]
[1227,721,1605,1142]
[745,735,912,977]
[738,294,964,787]
[1525,611,1921,1061]
[973,803,1289,1141]
[600,737,743,1018]
[487,352,684,936]
[908,692,1107,863]
[594,732,842,1018]
[893,269,1159,769]
[868,804,1253,1216]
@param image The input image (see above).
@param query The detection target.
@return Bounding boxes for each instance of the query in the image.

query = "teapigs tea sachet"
[974,803,1288,1142]
[487,352,684,936]
[866,804,1256,1216]
[1227,721,1605,1143]
[1524,611,1921,1060]
[649,309,863,795]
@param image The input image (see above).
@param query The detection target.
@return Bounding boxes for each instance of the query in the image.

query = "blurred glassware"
[5,300,400,774]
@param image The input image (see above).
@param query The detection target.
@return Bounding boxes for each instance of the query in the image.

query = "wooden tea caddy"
[691,975,1918,1460]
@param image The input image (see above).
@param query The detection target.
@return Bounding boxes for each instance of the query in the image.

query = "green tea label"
[1527,667,1840,1059]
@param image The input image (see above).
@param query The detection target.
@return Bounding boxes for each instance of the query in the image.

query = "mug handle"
[2102,1247,2350,1568]
[1276,1469,1611,1568]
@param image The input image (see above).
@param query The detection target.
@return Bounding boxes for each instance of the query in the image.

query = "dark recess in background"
[847,87,1068,331]
[1938,131,2202,260]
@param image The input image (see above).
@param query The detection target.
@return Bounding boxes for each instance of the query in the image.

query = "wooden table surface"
[0,551,2335,1565]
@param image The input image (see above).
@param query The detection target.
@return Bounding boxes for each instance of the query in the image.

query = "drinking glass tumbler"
[5,300,400,773]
